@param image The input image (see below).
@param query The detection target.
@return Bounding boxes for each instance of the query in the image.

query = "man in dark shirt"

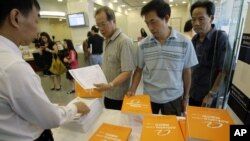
[88,25,104,65]
[189,0,231,108]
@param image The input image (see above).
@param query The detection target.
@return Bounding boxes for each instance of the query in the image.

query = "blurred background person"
[183,19,196,40]
[40,32,61,91]
[88,25,104,65]
[140,27,148,38]
[82,31,92,66]
[63,39,78,94]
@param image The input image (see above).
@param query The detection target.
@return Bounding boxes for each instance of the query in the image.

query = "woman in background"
[140,28,148,38]
[63,39,78,94]
[40,32,61,90]
[82,31,92,66]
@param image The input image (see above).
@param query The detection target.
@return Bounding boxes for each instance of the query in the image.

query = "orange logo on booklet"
[121,95,152,114]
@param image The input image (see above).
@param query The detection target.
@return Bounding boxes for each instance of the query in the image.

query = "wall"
[127,5,190,41]
[39,18,72,42]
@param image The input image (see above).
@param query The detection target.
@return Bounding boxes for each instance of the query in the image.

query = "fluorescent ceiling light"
[40,11,66,17]
[58,0,63,2]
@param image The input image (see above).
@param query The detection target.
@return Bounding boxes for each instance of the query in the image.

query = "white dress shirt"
[0,35,77,141]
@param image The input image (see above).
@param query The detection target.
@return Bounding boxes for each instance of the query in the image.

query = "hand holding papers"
[69,65,107,89]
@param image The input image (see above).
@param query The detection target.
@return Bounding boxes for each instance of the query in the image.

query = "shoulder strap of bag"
[209,30,221,89]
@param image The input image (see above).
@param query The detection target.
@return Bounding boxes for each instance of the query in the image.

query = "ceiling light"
[169,0,173,2]
[142,1,147,4]
[121,5,126,7]
[113,0,118,3]
[39,11,66,17]
[58,0,63,2]
[182,1,187,4]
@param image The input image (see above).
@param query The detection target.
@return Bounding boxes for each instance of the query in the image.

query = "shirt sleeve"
[184,40,198,68]
[5,61,77,129]
[136,41,145,69]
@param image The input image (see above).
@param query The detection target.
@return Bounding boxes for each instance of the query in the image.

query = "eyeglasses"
[96,21,110,28]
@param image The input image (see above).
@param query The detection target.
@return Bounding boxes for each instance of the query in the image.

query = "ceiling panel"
[122,0,189,8]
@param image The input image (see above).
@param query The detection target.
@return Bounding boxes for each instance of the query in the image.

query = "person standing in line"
[140,27,148,38]
[88,25,104,65]
[94,6,135,110]
[127,0,198,116]
[63,39,78,94]
[183,19,196,40]
[82,31,92,66]
[0,0,90,140]
[189,0,231,107]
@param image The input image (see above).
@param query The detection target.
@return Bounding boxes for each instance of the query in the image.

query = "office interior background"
[21,0,250,124]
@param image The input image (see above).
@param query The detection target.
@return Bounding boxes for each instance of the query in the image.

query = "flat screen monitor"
[67,12,86,27]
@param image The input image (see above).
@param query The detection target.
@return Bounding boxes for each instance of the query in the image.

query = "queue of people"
[0,0,231,140]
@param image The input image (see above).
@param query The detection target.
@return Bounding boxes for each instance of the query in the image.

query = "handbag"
[49,55,66,75]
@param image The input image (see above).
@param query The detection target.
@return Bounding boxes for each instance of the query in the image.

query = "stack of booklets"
[121,95,152,114]
[121,95,152,135]
[89,123,132,141]
[140,115,184,141]
[69,65,106,98]
[67,97,103,132]
[186,106,234,141]
[178,119,186,140]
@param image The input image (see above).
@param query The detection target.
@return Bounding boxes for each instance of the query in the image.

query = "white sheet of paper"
[69,65,107,89]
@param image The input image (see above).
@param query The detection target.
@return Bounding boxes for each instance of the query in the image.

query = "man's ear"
[164,15,170,23]
[9,9,21,28]
[210,15,214,23]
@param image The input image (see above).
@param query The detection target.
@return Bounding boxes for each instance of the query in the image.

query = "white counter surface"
[52,106,242,141]
[52,109,142,141]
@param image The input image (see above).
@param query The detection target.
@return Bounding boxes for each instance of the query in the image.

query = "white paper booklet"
[69,65,107,89]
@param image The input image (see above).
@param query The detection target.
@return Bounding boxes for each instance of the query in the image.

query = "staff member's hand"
[74,102,90,115]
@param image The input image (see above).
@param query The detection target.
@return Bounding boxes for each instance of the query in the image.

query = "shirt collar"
[106,28,121,41]
[149,26,177,43]
[0,35,22,58]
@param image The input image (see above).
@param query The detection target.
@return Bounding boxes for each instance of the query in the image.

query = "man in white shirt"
[0,0,90,140]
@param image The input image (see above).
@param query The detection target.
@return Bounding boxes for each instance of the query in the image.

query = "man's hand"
[74,102,90,115]
[126,89,135,97]
[94,83,112,91]
[182,98,189,116]
[201,93,214,107]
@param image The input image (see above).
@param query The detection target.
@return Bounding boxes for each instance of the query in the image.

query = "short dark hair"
[190,0,215,17]
[95,6,116,22]
[87,31,92,37]
[91,25,99,33]
[141,0,171,19]
[0,0,40,26]
[64,39,77,59]
[184,19,192,32]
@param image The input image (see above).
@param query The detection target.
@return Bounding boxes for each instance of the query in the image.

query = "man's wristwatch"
[109,82,114,88]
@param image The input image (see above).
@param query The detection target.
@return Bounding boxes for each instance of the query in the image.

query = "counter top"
[52,106,242,141]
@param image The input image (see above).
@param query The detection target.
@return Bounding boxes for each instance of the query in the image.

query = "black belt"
[34,129,54,141]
